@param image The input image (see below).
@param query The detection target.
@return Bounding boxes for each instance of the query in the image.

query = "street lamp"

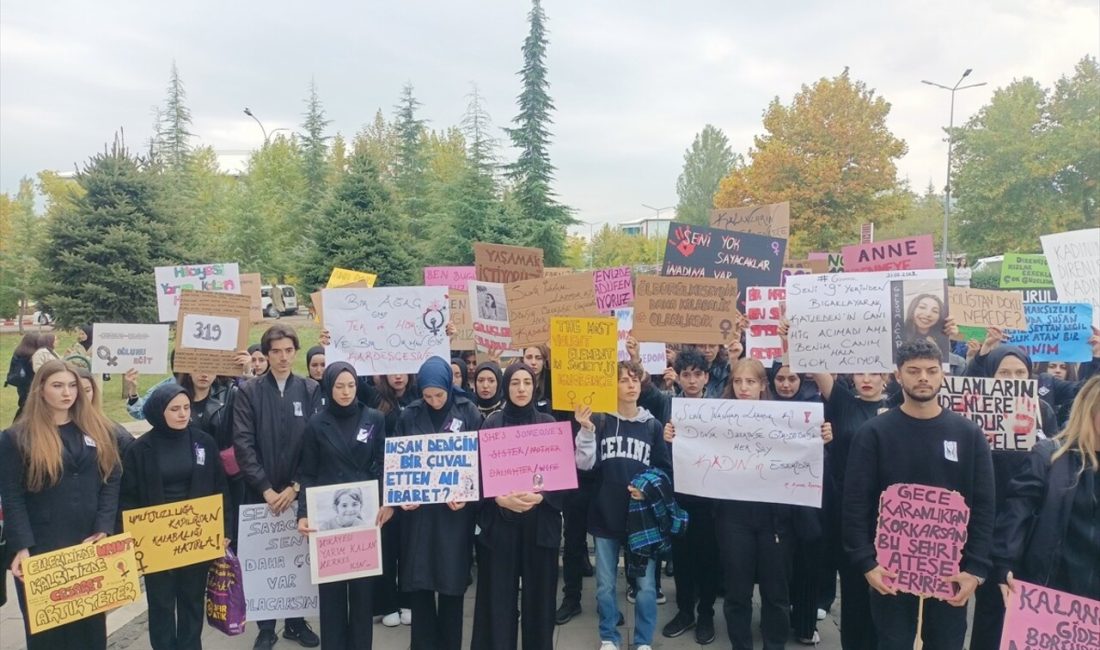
[243,107,292,145]
[921,69,987,266]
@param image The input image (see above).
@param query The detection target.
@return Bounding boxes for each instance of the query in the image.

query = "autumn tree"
[588,225,665,268]
[676,125,740,225]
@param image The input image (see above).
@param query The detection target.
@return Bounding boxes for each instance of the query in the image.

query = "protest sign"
[999,580,1099,650]
[91,323,170,374]
[327,267,378,288]
[173,291,251,377]
[827,253,845,273]
[938,376,1040,450]
[122,494,224,574]
[154,263,240,322]
[468,280,512,351]
[505,272,600,347]
[612,308,666,375]
[479,422,579,497]
[593,267,633,313]
[670,399,824,507]
[383,431,480,506]
[240,273,264,322]
[305,480,382,584]
[549,317,617,413]
[632,275,740,345]
[238,502,319,620]
[449,290,475,349]
[999,254,1053,289]
[22,534,141,634]
[1009,302,1094,362]
[785,259,829,275]
[745,286,786,365]
[786,270,949,372]
[875,483,969,599]
[323,286,450,375]
[1041,228,1100,328]
[474,242,544,283]
[709,201,790,239]
[424,266,476,292]
[841,235,935,273]
[543,267,573,278]
[947,287,1027,330]
[663,223,786,308]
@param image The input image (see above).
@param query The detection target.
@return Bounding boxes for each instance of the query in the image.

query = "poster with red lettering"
[999,580,1100,650]
[842,235,935,273]
[745,286,786,365]
[875,483,970,600]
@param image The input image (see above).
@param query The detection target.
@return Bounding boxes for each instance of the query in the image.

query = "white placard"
[745,286,785,366]
[1041,228,1100,328]
[91,323,170,374]
[671,398,824,507]
[468,279,512,352]
[383,431,480,506]
[154,263,240,322]
[305,480,383,584]
[179,314,239,351]
[613,307,666,375]
[237,502,319,621]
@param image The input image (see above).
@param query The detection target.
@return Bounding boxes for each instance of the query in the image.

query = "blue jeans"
[594,535,656,647]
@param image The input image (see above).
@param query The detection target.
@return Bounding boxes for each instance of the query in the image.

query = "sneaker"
[399,608,412,625]
[662,611,696,638]
[253,630,277,650]
[599,642,618,650]
[817,608,827,621]
[555,599,582,625]
[381,611,401,627]
[284,621,320,647]
[798,631,821,645]
[695,616,717,645]
[656,586,667,604]
[626,586,636,603]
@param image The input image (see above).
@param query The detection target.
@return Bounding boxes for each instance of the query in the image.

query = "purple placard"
[478,422,578,497]
[424,266,477,293]
[593,266,633,313]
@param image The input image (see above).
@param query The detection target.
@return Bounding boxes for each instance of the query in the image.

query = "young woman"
[395,356,484,650]
[522,346,553,413]
[902,293,949,359]
[696,343,730,398]
[450,358,469,392]
[472,362,504,419]
[306,346,327,382]
[298,361,393,649]
[248,343,269,376]
[120,384,228,650]
[62,325,94,369]
[73,366,136,458]
[471,363,563,650]
[0,360,122,650]
[30,333,60,373]
[953,258,972,288]
[6,332,38,421]
[1037,361,1076,382]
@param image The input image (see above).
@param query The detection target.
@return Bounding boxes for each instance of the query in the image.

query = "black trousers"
[838,553,877,650]
[560,474,594,602]
[144,562,209,650]
[409,589,464,650]
[319,577,374,650]
[868,591,967,650]
[671,498,718,620]
[968,578,1006,650]
[373,514,410,615]
[470,536,558,650]
[790,537,823,639]
[716,517,793,650]
[15,575,107,650]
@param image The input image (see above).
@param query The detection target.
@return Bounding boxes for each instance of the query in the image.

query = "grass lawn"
[1,320,321,427]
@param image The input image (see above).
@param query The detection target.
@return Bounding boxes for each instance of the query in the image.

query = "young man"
[234,324,323,649]
[843,341,995,650]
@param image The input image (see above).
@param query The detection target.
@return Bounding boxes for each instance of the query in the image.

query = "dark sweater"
[157,428,194,502]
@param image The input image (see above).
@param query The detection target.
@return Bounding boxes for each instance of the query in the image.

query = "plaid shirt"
[625,468,688,577]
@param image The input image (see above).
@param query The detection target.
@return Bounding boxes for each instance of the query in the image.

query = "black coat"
[297,405,386,521]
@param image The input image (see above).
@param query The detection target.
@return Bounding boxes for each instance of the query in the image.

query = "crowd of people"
[2,312,1099,650]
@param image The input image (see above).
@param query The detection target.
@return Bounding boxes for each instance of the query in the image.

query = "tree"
[155,62,193,171]
[588,225,665,268]
[0,179,44,323]
[714,70,909,254]
[353,110,397,183]
[301,79,332,209]
[463,83,499,178]
[675,125,740,225]
[1048,56,1099,227]
[392,83,430,230]
[875,182,949,250]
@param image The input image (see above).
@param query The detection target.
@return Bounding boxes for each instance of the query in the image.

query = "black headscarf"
[500,363,539,426]
[766,365,821,402]
[472,362,503,413]
[323,361,361,421]
[78,325,93,351]
[981,346,1033,379]
[142,383,191,435]
[306,346,325,366]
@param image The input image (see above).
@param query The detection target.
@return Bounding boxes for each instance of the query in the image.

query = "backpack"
[4,357,31,390]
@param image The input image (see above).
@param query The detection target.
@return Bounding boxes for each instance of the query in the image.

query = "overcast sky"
[1,0,1096,230]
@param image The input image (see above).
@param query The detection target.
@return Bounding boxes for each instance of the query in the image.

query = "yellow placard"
[550,317,618,414]
[327,267,378,288]
[122,494,224,574]
[23,534,141,634]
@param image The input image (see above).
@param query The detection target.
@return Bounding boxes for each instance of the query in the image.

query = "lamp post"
[641,203,674,238]
[243,107,292,145]
[921,70,987,266]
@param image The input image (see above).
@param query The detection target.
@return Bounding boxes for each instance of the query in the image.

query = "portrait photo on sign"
[895,279,950,363]
[476,284,508,321]
[305,480,379,531]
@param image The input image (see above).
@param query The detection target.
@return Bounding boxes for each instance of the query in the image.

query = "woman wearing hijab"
[306,346,327,383]
[450,358,470,392]
[472,362,503,419]
[119,383,229,650]
[471,364,563,650]
[63,325,94,369]
[395,356,484,650]
[297,361,393,649]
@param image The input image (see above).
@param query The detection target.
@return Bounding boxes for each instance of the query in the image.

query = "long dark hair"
[376,374,417,415]
[14,333,39,358]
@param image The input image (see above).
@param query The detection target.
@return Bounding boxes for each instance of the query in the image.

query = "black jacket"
[233,372,321,498]
[297,404,386,521]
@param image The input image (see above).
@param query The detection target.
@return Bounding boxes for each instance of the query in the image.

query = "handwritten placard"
[154,263,240,322]
[468,280,512,351]
[670,399,824,507]
[1041,228,1100,328]
[91,323,170,374]
[999,581,1100,650]
[663,222,786,308]
[709,201,790,239]
[240,273,264,323]
[947,287,1027,330]
[180,313,240,351]
[478,422,579,497]
[999,254,1053,289]
[1008,303,1094,362]
[449,290,475,350]
[305,480,382,584]
[474,242,544,283]
[122,494,224,574]
[543,267,573,278]
[938,377,1040,450]
[238,502,319,620]
[632,275,740,345]
[323,286,450,375]
[505,272,600,348]
[613,308,666,375]
[745,286,786,365]
[593,267,634,313]
[424,266,476,292]
[841,235,935,273]
[383,432,480,506]
[173,291,251,377]
[874,483,969,599]
[549,317,618,413]
[327,267,378,288]
[22,534,141,634]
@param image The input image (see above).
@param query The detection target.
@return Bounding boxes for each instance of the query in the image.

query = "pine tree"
[301,79,332,208]
[392,83,430,231]
[676,125,740,225]
[156,62,193,171]
[463,84,499,179]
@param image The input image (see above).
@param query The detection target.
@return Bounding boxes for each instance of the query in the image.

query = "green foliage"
[676,125,740,225]
[154,62,193,171]
[875,182,951,251]
[301,79,332,209]
[393,83,430,235]
[588,226,665,268]
[0,179,44,319]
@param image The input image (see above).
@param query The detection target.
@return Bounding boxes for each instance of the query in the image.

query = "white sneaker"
[598,642,618,650]
[399,608,412,625]
[381,611,400,627]
[816,608,827,620]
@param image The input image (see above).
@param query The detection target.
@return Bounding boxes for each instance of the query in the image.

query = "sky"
[1,0,1097,232]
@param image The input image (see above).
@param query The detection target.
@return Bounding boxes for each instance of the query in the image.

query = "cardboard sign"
[474,242,544,283]
[424,266,476,292]
[327,267,378,288]
[543,267,574,278]
[745,286,786,366]
[670,399,825,507]
[305,480,382,584]
[785,259,829,275]
[999,581,1100,650]
[549,317,618,413]
[1041,228,1100,328]
[505,272,600,348]
[709,201,790,239]
[938,377,1040,450]
[22,534,141,634]
[875,483,969,599]
[841,235,935,273]
[240,273,264,323]
[323,286,450,376]
[91,323,170,374]
[662,222,787,308]
[593,267,634,313]
[478,422,579,497]
[449,290,475,350]
[468,280,512,351]
[173,291,251,377]
[632,275,740,345]
[310,290,323,323]
[1008,303,1094,362]
[238,503,319,620]
[612,308,666,375]
[122,494,225,574]
[999,254,1053,289]
[154,263,240,322]
[383,432,480,506]
[947,287,1027,330]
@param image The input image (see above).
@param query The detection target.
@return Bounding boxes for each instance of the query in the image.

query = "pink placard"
[874,483,970,600]
[424,266,477,292]
[593,267,633,313]
[311,527,382,583]
[842,235,935,272]
[478,422,579,497]
[745,286,786,364]
[1000,580,1099,650]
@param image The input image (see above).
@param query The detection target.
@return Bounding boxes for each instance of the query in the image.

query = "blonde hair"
[723,358,772,400]
[1052,376,1100,476]
[13,360,120,492]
